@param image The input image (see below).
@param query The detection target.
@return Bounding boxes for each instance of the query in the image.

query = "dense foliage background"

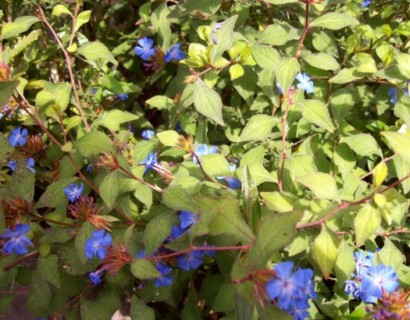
[1,0,410,319]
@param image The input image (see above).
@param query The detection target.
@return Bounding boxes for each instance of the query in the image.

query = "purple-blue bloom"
[388,87,398,104]
[140,152,158,174]
[164,43,185,63]
[266,261,315,317]
[296,73,314,94]
[155,262,173,287]
[135,249,146,259]
[117,93,128,101]
[0,224,33,255]
[345,279,361,299]
[354,250,374,276]
[89,270,103,285]
[84,229,112,260]
[168,225,186,241]
[8,127,28,147]
[141,129,155,140]
[134,37,156,61]
[361,0,371,8]
[179,211,200,229]
[64,183,84,203]
[176,251,204,271]
[360,265,399,302]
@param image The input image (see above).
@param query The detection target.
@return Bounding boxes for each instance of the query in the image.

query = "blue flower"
[277,83,283,95]
[354,250,374,276]
[266,261,315,314]
[84,229,112,260]
[361,0,371,8]
[26,158,35,173]
[289,299,310,320]
[0,224,33,255]
[164,43,185,63]
[8,127,28,147]
[179,211,200,229]
[155,262,173,287]
[135,249,146,259]
[134,37,156,61]
[217,176,241,189]
[296,73,314,94]
[168,225,186,241]
[345,279,361,299]
[388,87,398,104]
[8,159,16,171]
[64,183,84,203]
[176,122,182,132]
[177,251,204,271]
[89,270,103,285]
[141,129,155,140]
[360,265,399,301]
[140,152,158,174]
[86,163,93,173]
[193,144,218,164]
[117,93,128,101]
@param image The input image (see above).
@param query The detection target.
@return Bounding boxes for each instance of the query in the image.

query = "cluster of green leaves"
[0,0,410,319]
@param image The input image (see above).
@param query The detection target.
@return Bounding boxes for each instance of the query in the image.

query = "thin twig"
[295,1,310,59]
[36,5,90,132]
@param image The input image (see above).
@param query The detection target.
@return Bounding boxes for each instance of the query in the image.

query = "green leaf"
[0,132,14,164]
[146,95,176,110]
[376,238,404,270]
[229,64,244,80]
[233,66,258,106]
[74,10,91,33]
[260,192,293,212]
[35,82,72,111]
[249,212,301,267]
[382,131,410,165]
[298,100,335,132]
[340,134,382,157]
[310,13,359,30]
[260,23,299,46]
[0,80,19,107]
[36,178,78,208]
[157,130,180,147]
[329,68,363,84]
[93,110,138,131]
[192,196,254,243]
[354,204,381,247]
[26,273,51,316]
[330,86,357,122]
[200,154,232,177]
[130,259,160,279]
[252,45,281,70]
[100,171,119,209]
[239,114,277,142]
[162,185,196,212]
[37,254,61,289]
[77,41,117,67]
[1,16,40,39]
[75,131,113,158]
[210,15,238,63]
[302,52,340,71]
[213,283,235,312]
[313,225,340,278]
[144,213,172,256]
[130,296,155,320]
[373,161,388,189]
[276,57,300,93]
[297,173,339,201]
[52,4,72,17]
[194,79,224,126]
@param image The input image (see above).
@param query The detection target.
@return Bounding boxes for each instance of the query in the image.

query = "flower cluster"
[8,157,36,174]
[134,37,185,63]
[344,250,399,303]
[0,224,33,255]
[366,289,410,320]
[265,261,316,320]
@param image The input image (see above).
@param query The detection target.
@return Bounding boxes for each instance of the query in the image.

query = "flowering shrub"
[1,0,410,319]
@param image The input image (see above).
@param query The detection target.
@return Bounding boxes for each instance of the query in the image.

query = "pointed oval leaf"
[313,225,340,278]
[194,79,224,126]
[354,204,381,247]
